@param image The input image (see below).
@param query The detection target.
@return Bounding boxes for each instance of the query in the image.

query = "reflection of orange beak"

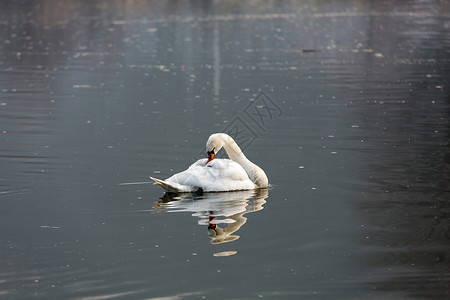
[208,211,217,233]
[207,151,215,163]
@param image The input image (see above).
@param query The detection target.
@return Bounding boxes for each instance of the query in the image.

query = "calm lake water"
[1,0,449,299]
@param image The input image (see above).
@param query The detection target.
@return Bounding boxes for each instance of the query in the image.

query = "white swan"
[150,133,269,192]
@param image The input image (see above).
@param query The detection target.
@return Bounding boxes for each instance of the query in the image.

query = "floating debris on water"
[213,251,237,257]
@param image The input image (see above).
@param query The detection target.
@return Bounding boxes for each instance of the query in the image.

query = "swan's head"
[206,133,225,162]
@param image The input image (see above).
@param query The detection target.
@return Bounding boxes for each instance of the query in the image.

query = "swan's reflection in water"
[154,189,268,247]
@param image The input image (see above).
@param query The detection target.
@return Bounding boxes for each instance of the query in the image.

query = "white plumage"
[150,133,269,192]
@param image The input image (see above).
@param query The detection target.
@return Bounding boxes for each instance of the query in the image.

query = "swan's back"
[162,159,256,192]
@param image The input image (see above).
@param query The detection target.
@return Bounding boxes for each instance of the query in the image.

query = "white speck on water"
[40,225,61,229]
[153,171,161,174]
[374,53,384,58]
[351,124,359,128]
[298,166,304,169]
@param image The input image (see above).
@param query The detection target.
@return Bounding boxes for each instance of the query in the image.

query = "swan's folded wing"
[200,160,256,191]
[151,159,256,193]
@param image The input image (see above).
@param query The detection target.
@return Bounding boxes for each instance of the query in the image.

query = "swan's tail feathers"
[150,177,183,193]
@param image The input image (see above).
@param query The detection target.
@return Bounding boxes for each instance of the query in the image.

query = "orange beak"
[207,150,215,163]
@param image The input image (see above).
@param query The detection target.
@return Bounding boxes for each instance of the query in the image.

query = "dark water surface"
[1,0,449,299]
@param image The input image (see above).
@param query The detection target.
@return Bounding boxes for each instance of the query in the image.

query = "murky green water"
[1,0,449,299]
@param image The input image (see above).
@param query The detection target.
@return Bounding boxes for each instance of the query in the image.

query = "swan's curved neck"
[220,134,268,188]
[222,136,245,163]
